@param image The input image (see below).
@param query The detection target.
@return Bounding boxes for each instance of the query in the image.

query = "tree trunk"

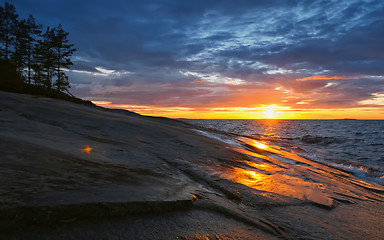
[5,19,9,59]
[57,49,61,91]
[27,40,31,84]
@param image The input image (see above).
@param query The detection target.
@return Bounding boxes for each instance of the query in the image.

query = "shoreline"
[1,91,384,239]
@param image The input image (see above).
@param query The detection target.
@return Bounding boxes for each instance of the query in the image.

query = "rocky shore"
[1,91,383,239]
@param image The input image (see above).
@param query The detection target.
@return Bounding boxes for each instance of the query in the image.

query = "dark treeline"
[0,1,76,94]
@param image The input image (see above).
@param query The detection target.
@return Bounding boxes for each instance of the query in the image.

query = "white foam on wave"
[330,163,384,185]
[298,151,384,185]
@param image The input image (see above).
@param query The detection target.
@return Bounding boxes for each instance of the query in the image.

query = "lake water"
[183,119,384,185]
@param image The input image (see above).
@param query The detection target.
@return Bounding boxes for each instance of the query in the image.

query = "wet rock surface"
[1,91,384,239]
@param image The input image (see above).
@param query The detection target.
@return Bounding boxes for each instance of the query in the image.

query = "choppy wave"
[299,135,346,145]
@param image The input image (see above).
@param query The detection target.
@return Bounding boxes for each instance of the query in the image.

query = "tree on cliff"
[0,2,76,94]
[33,27,55,89]
[13,15,41,84]
[34,25,76,91]
[0,2,18,60]
[12,19,28,73]
[52,24,76,92]
[0,2,23,90]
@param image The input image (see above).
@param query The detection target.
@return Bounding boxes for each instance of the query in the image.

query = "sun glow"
[264,108,275,119]
[262,104,280,119]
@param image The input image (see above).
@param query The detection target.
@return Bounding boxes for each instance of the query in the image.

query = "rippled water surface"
[184,119,384,184]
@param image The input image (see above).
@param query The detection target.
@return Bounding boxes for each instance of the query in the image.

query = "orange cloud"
[296,75,360,81]
[193,79,207,83]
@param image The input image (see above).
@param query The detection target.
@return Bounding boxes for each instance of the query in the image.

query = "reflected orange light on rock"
[230,167,271,191]
[81,145,92,155]
[225,166,334,206]
[253,140,268,150]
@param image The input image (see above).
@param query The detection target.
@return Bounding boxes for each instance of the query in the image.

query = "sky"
[11,0,384,119]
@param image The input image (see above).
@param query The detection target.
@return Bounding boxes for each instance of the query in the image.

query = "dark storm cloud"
[11,0,384,108]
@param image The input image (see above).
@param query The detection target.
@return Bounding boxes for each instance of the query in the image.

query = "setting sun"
[263,105,277,119]
[258,104,290,119]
